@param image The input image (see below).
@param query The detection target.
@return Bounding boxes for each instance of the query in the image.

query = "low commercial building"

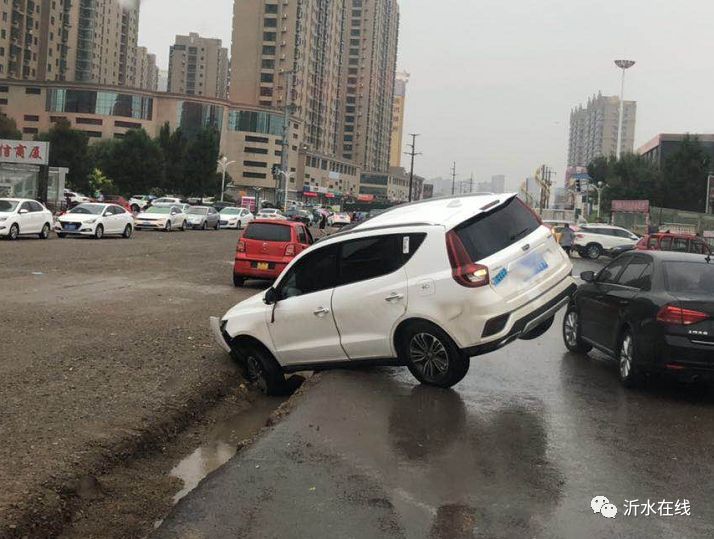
[638,133,714,168]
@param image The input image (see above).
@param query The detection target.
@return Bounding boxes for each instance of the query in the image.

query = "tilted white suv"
[574,224,639,259]
[211,194,576,394]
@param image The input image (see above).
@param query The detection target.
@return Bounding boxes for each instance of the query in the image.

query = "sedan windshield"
[146,207,171,214]
[0,200,19,212]
[69,204,105,215]
[221,208,241,215]
[664,262,714,294]
[188,207,208,215]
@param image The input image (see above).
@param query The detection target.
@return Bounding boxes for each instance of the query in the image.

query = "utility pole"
[279,71,295,209]
[469,173,474,194]
[707,174,713,215]
[451,162,457,195]
[404,133,421,202]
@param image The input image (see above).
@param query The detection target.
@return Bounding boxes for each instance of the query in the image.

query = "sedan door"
[103,206,122,234]
[331,235,410,359]
[267,244,347,366]
[17,201,36,233]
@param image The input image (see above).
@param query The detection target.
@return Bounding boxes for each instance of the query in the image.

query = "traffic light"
[574,178,581,192]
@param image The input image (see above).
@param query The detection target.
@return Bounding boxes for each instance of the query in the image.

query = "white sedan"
[152,197,183,208]
[0,198,54,240]
[56,203,134,239]
[219,207,254,229]
[256,208,287,220]
[328,212,352,227]
[64,190,92,205]
[134,205,188,232]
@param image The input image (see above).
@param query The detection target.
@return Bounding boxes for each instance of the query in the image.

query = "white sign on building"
[0,140,49,165]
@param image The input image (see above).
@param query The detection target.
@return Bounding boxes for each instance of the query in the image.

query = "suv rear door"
[453,197,566,303]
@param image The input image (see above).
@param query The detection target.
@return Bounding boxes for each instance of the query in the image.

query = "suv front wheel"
[398,321,470,388]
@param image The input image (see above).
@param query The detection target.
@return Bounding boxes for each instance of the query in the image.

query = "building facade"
[389,71,409,167]
[135,47,159,91]
[168,33,229,99]
[638,133,714,168]
[568,92,636,167]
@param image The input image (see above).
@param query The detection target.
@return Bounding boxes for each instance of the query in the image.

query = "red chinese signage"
[611,199,650,213]
[0,140,49,165]
[303,191,318,198]
[357,194,375,202]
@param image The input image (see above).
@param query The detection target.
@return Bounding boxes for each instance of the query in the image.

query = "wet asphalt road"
[155,258,714,539]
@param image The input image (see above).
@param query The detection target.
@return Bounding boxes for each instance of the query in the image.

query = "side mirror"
[264,287,279,305]
[580,271,595,283]
[19,209,28,214]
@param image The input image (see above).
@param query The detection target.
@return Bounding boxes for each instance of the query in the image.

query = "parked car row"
[1,198,256,240]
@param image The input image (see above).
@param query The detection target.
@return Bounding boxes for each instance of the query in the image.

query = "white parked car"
[134,205,188,232]
[219,207,254,229]
[0,198,54,240]
[328,212,352,227]
[56,203,134,239]
[574,224,639,259]
[64,190,92,205]
[186,206,220,230]
[211,194,576,394]
[152,197,183,208]
[256,208,287,220]
[128,195,153,212]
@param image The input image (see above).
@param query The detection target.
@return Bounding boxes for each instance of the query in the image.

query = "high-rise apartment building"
[168,33,229,99]
[339,0,399,172]
[135,46,159,91]
[568,92,636,167]
[389,71,409,168]
[230,0,346,157]
[0,0,149,88]
[491,174,506,194]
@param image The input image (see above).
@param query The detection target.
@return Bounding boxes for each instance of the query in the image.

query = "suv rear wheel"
[585,243,603,259]
[398,321,470,388]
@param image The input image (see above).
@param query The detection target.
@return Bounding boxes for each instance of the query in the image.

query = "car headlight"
[0,217,7,222]
[86,219,97,224]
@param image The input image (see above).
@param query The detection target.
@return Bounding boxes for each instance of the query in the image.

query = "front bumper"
[135,221,165,229]
[209,317,232,354]
[463,279,578,357]
[55,223,96,235]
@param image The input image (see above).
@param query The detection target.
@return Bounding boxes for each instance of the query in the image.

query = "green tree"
[88,168,117,196]
[36,119,91,192]
[101,129,164,195]
[588,154,662,213]
[0,115,21,139]
[183,127,220,197]
[661,135,711,212]
[157,122,188,194]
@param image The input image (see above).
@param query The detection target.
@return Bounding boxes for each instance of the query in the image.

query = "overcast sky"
[139,0,714,191]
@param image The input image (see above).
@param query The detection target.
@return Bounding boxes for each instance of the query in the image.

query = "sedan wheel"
[39,223,51,239]
[237,220,242,230]
[122,224,133,239]
[619,331,641,388]
[94,224,104,239]
[181,220,187,231]
[8,223,19,241]
[202,221,207,231]
[562,308,592,353]
[165,221,172,232]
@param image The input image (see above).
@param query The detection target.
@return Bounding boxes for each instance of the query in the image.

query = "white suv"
[211,194,576,394]
[574,224,639,259]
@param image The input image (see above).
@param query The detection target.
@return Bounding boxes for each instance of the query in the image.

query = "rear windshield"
[455,197,541,261]
[243,223,291,242]
[663,261,714,294]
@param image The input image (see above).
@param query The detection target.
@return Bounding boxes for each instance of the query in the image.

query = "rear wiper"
[510,227,530,242]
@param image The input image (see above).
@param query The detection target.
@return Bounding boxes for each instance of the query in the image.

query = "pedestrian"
[319,212,327,231]
[559,223,575,257]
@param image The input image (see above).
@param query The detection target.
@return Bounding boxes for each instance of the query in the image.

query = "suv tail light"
[656,305,709,325]
[446,230,489,287]
[237,240,245,253]
[285,243,297,257]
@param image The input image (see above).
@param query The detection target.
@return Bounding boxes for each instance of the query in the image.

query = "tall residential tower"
[168,33,229,99]
[389,71,409,168]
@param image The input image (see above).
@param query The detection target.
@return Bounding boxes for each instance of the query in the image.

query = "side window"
[613,229,630,238]
[647,236,658,249]
[671,238,689,252]
[660,236,672,251]
[29,201,43,212]
[20,202,32,212]
[616,258,652,289]
[597,257,629,284]
[277,245,338,300]
[337,234,427,286]
[297,226,308,245]
[692,240,710,254]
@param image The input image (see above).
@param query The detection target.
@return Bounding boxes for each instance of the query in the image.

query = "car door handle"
[313,306,330,317]
[385,292,404,303]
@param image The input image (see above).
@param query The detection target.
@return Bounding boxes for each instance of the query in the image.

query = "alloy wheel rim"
[620,335,633,379]
[96,227,103,239]
[410,333,449,380]
[246,355,267,392]
[42,225,49,238]
[589,246,599,258]
[564,312,578,347]
[10,225,18,239]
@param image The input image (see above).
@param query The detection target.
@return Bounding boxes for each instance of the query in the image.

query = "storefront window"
[46,89,153,120]
[227,110,284,137]
[177,101,224,135]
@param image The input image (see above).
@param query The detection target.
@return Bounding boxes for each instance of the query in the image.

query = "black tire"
[233,274,245,287]
[94,224,104,239]
[585,243,603,260]
[202,221,207,231]
[398,321,470,388]
[165,221,172,232]
[57,232,66,239]
[237,220,242,230]
[122,224,133,239]
[181,220,187,231]
[562,306,592,354]
[232,341,287,396]
[214,221,220,230]
[8,223,19,240]
[618,330,642,388]
[520,316,554,340]
[39,223,51,240]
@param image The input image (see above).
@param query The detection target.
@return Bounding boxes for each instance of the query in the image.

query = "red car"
[101,195,132,212]
[635,232,711,255]
[233,220,314,286]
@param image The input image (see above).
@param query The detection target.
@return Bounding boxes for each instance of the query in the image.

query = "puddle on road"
[168,396,283,504]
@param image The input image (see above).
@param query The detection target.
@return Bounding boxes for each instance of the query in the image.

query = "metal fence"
[612,206,714,235]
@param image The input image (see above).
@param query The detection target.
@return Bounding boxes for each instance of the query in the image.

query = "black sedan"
[563,251,714,386]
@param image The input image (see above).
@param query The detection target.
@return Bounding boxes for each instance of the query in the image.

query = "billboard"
[611,200,650,213]
[0,140,49,165]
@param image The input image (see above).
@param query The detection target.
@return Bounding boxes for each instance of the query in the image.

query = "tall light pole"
[615,59,636,159]
[404,133,421,202]
[217,156,236,202]
[279,70,295,208]
[450,162,457,196]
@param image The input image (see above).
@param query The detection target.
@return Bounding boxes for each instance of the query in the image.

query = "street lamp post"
[593,181,607,220]
[217,156,236,203]
[614,59,636,159]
